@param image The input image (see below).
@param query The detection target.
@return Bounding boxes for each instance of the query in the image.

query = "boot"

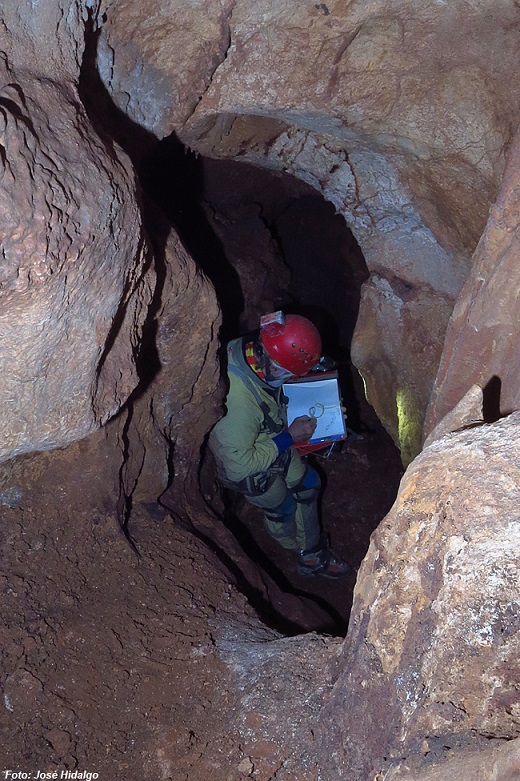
[297,539,352,579]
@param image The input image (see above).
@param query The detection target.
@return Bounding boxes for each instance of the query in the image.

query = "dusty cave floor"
[1,397,402,780]
[1,497,344,781]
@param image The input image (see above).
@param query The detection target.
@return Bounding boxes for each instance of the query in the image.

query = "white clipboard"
[283,371,347,445]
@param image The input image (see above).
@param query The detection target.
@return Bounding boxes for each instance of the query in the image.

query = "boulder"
[319,412,520,779]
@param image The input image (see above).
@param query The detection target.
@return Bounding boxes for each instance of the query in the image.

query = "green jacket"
[209,337,289,488]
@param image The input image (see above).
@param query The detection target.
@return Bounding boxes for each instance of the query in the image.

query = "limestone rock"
[319,412,520,779]
[423,384,484,449]
[97,0,236,135]
[98,0,520,459]
[385,735,520,781]
[0,46,152,462]
[122,225,222,508]
[425,129,520,439]
[351,273,455,465]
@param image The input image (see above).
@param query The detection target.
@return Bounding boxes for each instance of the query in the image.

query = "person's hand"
[288,415,317,442]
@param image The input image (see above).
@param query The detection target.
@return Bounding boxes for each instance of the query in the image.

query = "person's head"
[258,312,322,387]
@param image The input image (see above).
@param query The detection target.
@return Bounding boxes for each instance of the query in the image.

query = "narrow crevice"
[77,15,402,636]
[145,154,403,635]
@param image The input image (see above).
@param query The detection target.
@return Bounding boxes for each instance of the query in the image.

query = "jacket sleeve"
[210,375,281,483]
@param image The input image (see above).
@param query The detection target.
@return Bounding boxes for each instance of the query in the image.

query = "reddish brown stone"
[425,129,520,439]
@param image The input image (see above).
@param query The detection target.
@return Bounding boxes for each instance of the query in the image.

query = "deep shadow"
[78,15,164,399]
[78,15,169,538]
[199,162,371,431]
[269,192,370,433]
[483,375,502,423]
[266,193,368,353]
[192,492,349,636]
[222,489,349,633]
[191,159,403,634]
[139,137,245,347]
[78,17,402,636]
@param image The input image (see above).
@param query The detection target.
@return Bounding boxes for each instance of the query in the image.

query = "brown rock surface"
[98,0,520,458]
[0,21,151,462]
[386,735,520,781]
[0,436,343,781]
[425,128,520,439]
[1,2,519,780]
[119,224,222,509]
[319,411,520,779]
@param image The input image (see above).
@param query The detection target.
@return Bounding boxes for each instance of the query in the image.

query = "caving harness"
[224,357,292,497]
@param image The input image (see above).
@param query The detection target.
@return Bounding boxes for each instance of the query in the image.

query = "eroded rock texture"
[320,412,520,780]
[0,9,152,462]
[1,1,519,780]
[98,0,520,460]
[386,736,520,781]
[425,128,520,439]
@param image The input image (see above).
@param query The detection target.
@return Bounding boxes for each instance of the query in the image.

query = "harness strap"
[228,364,282,435]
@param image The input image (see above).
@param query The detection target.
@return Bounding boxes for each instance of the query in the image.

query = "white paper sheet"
[283,377,346,443]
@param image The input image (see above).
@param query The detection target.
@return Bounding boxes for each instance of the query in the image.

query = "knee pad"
[290,465,320,505]
[290,465,321,493]
[301,465,320,489]
[264,492,297,523]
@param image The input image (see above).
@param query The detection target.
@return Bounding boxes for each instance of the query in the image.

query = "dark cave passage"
[77,34,404,634]
[140,138,404,635]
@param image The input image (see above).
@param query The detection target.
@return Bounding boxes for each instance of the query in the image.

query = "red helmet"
[261,314,322,376]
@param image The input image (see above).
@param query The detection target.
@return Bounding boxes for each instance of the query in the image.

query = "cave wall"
[425,128,520,437]
[0,1,222,504]
[1,2,520,780]
[0,4,152,462]
[318,411,520,779]
[96,0,520,461]
[3,0,519,465]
